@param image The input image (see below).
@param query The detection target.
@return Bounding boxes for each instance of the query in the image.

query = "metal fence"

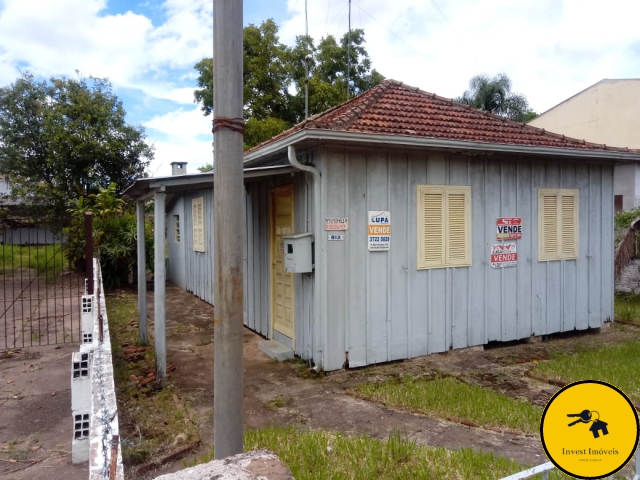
[0,213,87,351]
[500,449,639,479]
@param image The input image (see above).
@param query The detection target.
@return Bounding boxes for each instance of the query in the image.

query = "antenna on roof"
[346,0,351,100]
[304,0,310,120]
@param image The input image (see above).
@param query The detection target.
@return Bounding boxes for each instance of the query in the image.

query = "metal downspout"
[288,145,323,368]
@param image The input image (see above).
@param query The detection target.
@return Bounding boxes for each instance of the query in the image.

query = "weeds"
[615,294,640,322]
[0,244,68,280]
[267,395,289,409]
[354,376,542,433]
[532,340,640,403]
[106,290,200,471]
[189,425,535,479]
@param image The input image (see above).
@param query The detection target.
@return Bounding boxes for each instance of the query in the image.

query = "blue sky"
[1,0,639,177]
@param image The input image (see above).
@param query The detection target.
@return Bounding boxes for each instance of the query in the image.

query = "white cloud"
[145,106,211,143]
[0,0,212,102]
[279,0,640,113]
[2,0,640,180]
[144,106,213,176]
[147,139,213,177]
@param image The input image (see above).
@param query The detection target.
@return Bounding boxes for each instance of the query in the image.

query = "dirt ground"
[0,343,87,480]
[136,284,640,479]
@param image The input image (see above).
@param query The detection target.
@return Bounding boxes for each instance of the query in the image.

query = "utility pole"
[213,0,245,460]
[347,0,351,100]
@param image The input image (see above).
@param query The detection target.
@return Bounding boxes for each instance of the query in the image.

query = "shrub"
[65,183,153,289]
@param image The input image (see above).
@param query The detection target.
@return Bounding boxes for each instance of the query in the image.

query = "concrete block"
[81,295,94,344]
[154,449,293,480]
[72,352,91,412]
[72,412,90,464]
[258,340,294,362]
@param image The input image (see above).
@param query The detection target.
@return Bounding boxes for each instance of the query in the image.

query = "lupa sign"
[368,211,390,251]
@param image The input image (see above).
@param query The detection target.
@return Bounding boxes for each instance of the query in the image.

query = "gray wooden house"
[126,80,640,372]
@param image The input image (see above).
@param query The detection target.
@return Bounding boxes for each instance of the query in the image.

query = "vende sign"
[491,243,517,268]
[368,211,391,251]
[496,217,522,240]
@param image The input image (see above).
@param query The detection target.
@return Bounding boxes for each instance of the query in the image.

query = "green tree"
[66,182,154,289]
[0,72,154,214]
[198,163,213,173]
[455,73,537,122]
[193,19,384,149]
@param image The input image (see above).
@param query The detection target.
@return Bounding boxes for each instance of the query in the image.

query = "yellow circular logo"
[540,380,639,479]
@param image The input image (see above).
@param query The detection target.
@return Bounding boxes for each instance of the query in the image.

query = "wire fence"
[0,214,85,351]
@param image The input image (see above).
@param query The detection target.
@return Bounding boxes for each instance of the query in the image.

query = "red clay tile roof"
[247,79,638,155]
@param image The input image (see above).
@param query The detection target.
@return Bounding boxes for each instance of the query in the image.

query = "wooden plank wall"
[321,148,614,371]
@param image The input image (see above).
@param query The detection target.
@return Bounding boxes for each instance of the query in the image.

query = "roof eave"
[243,129,640,165]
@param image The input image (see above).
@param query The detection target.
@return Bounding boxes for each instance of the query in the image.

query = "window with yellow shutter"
[537,188,578,261]
[192,197,205,252]
[417,185,471,269]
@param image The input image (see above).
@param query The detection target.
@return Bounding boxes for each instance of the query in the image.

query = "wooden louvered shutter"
[417,185,471,269]
[561,194,577,256]
[192,197,205,252]
[446,191,469,265]
[538,189,578,261]
[542,194,558,258]
[419,190,444,268]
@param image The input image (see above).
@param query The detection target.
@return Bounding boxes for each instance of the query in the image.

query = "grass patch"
[354,376,542,434]
[615,294,640,322]
[532,340,640,403]
[191,425,538,479]
[106,290,200,469]
[0,244,68,279]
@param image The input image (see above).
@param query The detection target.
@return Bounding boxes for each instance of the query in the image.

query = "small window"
[173,215,180,242]
[538,188,579,261]
[192,197,205,252]
[417,185,471,269]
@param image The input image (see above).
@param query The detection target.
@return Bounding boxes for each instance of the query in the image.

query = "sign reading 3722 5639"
[368,211,390,251]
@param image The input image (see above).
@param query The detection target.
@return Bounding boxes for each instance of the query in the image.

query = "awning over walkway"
[123,165,296,200]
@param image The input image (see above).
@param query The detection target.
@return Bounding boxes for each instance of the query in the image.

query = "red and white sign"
[325,218,349,231]
[491,243,517,268]
[496,217,522,240]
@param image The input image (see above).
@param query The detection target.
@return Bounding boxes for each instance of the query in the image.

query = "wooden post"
[137,200,148,345]
[154,189,166,378]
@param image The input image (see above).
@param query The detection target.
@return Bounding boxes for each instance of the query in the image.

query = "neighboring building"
[529,79,640,212]
[126,80,640,372]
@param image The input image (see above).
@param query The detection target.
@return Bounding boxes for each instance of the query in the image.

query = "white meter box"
[283,233,314,273]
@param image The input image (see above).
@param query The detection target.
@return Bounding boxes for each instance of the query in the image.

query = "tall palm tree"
[456,73,537,122]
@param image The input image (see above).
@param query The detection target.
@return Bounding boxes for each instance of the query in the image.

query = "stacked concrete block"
[71,351,91,463]
[81,295,94,345]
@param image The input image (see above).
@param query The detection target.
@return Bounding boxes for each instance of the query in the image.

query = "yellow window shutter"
[538,188,579,261]
[420,190,444,267]
[446,192,468,264]
[543,194,558,258]
[417,185,471,269]
[192,197,205,252]
[561,194,577,256]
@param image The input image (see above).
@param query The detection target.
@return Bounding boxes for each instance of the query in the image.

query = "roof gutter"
[245,129,640,166]
[287,145,324,368]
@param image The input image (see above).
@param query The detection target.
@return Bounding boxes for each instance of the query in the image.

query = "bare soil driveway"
[139,284,639,479]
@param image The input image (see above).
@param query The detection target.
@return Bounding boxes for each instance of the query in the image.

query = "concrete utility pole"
[213,0,245,459]
[154,189,166,378]
[136,200,148,345]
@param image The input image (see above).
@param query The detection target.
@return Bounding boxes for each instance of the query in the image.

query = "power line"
[356,3,428,61]
[324,0,331,34]
[347,0,351,100]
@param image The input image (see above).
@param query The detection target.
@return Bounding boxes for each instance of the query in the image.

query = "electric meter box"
[283,233,314,273]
